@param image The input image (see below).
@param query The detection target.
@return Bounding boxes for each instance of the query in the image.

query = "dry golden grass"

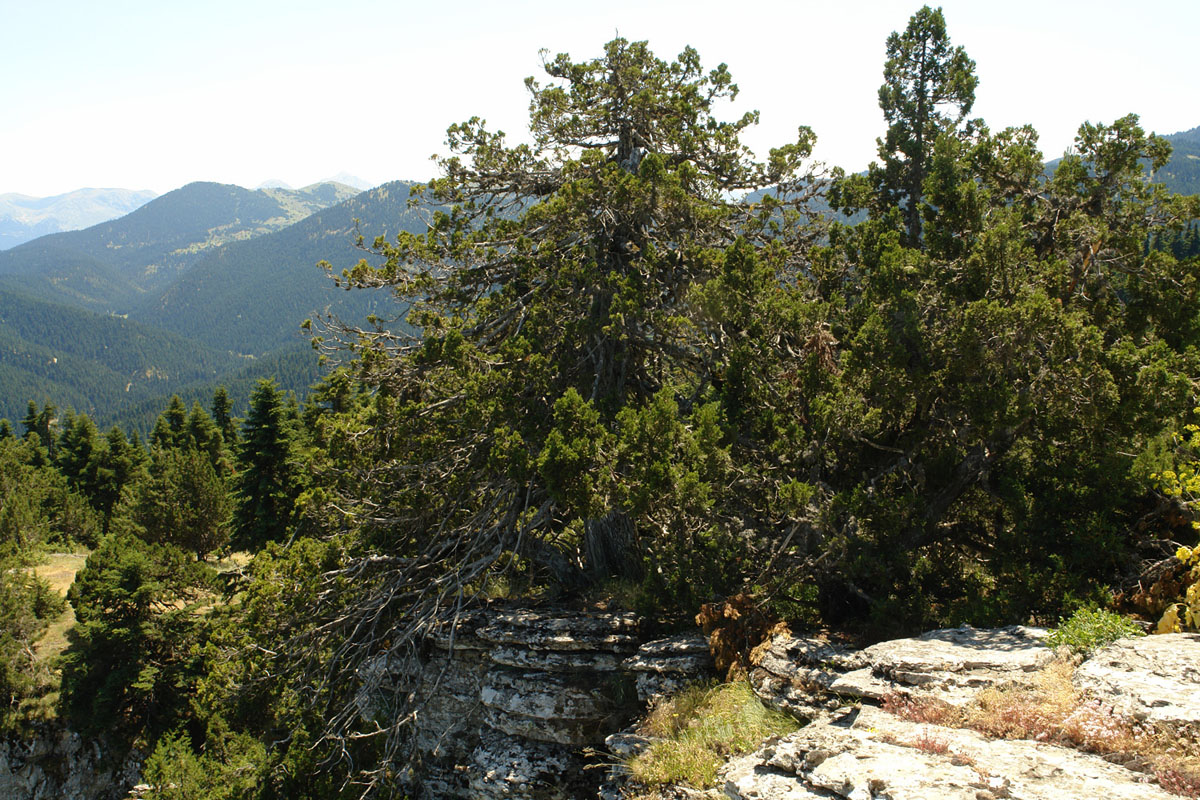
[883,657,1200,797]
[32,552,87,596]
[30,552,88,664]
[211,550,253,573]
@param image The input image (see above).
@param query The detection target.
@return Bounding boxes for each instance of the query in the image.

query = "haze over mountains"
[0,126,1195,432]
[0,188,158,250]
[0,174,380,251]
[0,179,424,429]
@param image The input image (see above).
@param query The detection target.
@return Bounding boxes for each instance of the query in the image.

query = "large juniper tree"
[285,37,820,790]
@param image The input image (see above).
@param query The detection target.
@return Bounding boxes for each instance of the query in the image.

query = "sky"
[2,0,1197,197]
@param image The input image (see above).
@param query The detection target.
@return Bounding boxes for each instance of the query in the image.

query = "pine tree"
[211,386,238,447]
[836,5,977,247]
[151,396,188,450]
[231,380,304,551]
[291,37,818,788]
[91,427,140,531]
[56,413,100,500]
[125,447,231,560]
[185,402,228,474]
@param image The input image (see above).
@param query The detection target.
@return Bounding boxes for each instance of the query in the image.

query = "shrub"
[1044,607,1144,655]
[629,681,798,788]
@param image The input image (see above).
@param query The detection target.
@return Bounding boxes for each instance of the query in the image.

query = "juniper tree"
[290,37,821,790]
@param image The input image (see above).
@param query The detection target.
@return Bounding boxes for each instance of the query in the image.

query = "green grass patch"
[629,681,799,788]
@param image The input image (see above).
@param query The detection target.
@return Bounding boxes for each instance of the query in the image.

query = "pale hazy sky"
[3,0,1197,197]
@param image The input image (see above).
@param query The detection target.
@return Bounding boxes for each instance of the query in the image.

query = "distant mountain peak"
[322,172,375,191]
[256,178,294,190]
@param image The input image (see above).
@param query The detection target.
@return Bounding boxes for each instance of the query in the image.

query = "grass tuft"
[629,681,799,789]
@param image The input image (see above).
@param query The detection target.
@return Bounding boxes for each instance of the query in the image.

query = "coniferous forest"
[3,8,1200,799]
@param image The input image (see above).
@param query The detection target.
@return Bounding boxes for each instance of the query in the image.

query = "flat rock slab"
[722,705,1176,800]
[754,626,1052,714]
[1075,632,1200,729]
[625,634,716,676]
[490,645,627,673]
[856,625,1052,683]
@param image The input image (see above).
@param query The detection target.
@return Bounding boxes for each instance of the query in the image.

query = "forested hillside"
[0,180,358,311]
[2,9,1200,800]
[132,181,425,353]
[0,288,246,423]
[1157,125,1200,195]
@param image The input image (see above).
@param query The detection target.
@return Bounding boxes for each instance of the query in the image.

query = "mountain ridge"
[0,180,361,312]
[0,187,158,250]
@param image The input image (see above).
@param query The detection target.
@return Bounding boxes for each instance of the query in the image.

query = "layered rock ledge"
[721,628,1200,800]
[722,704,1178,800]
[388,609,716,799]
[751,625,1055,717]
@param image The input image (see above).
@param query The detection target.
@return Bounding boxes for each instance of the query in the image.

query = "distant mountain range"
[0,181,362,312]
[0,179,426,429]
[0,188,158,250]
[258,174,376,192]
[0,176,379,252]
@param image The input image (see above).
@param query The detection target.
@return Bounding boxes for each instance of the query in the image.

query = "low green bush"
[1045,607,1145,655]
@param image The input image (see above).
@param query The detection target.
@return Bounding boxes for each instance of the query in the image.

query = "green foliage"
[629,682,799,788]
[1150,416,1200,632]
[841,5,977,246]
[60,532,213,736]
[1045,607,1146,655]
[0,435,99,551]
[232,379,307,551]
[141,729,266,800]
[211,386,237,447]
[0,568,64,730]
[179,538,373,800]
[122,446,232,560]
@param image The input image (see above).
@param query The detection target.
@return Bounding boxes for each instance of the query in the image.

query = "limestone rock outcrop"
[396,608,718,799]
[751,625,1053,717]
[624,633,715,704]
[724,627,1200,800]
[0,727,142,800]
[721,704,1178,800]
[1073,632,1200,731]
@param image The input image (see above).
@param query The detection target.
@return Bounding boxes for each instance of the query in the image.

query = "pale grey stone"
[1074,632,1200,730]
[722,705,1178,800]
